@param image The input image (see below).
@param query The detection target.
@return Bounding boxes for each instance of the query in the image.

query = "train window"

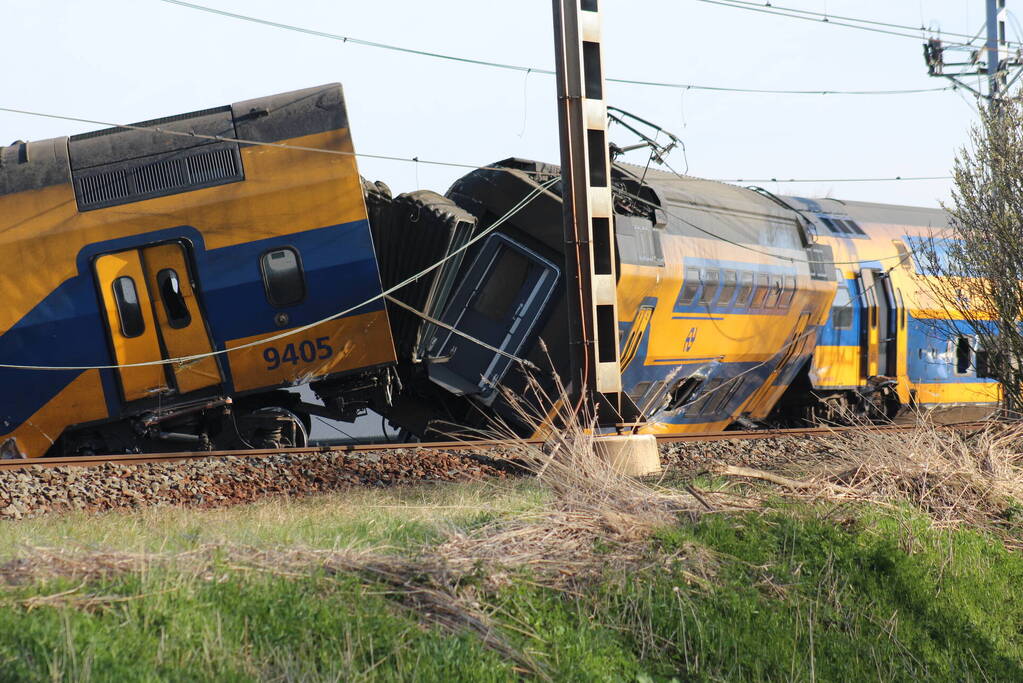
[976,345,991,378]
[750,273,770,308]
[897,289,907,328]
[111,276,145,338]
[680,267,701,306]
[471,248,530,321]
[157,269,191,329]
[719,270,738,306]
[830,282,853,330]
[735,272,754,307]
[628,381,652,404]
[764,276,783,308]
[779,276,797,307]
[955,336,972,375]
[698,270,720,306]
[842,219,867,236]
[821,217,847,234]
[693,379,725,415]
[665,377,702,412]
[260,248,305,308]
[711,377,741,415]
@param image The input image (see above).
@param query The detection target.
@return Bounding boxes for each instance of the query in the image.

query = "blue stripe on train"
[618,303,813,426]
[0,218,384,437]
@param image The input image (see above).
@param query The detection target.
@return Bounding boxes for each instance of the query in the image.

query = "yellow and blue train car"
[0,84,397,457]
[783,197,999,421]
[376,160,837,437]
[375,158,999,438]
[609,167,836,433]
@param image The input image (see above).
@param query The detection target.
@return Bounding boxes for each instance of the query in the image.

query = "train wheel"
[235,407,309,449]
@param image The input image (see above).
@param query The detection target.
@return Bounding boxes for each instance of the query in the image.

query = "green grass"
[1,485,1023,680]
[0,479,546,557]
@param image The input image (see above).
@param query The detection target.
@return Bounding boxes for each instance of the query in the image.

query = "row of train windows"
[679,268,797,310]
[819,216,867,236]
[631,375,745,418]
[110,247,306,339]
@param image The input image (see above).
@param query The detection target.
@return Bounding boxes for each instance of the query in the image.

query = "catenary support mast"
[552,0,623,422]
[924,0,1021,101]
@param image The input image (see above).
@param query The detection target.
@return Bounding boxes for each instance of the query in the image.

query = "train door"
[877,274,898,377]
[425,234,559,400]
[95,242,222,403]
[857,268,897,379]
[857,270,879,378]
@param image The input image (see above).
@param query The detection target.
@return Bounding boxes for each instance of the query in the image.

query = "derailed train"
[0,84,997,457]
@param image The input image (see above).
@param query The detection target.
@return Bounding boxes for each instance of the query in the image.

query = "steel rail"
[0,422,992,472]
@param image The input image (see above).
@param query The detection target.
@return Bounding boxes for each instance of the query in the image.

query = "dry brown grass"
[709,418,1023,543]
[817,422,1023,528]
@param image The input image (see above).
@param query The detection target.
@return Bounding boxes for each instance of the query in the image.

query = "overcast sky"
[2,0,1004,209]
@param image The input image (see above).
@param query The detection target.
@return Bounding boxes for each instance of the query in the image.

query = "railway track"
[0,421,991,472]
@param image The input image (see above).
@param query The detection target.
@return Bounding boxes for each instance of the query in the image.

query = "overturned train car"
[371,159,999,439]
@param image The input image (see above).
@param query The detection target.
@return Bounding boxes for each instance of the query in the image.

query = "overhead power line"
[694,0,1019,52]
[0,104,953,186]
[154,0,952,96]
[697,0,1012,46]
[714,175,952,184]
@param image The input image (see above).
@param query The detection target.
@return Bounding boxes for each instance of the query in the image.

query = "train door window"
[897,289,907,328]
[779,276,797,307]
[470,249,530,320]
[955,335,973,375]
[719,270,738,306]
[735,272,754,307]
[680,267,701,305]
[698,270,720,306]
[830,282,853,329]
[112,276,145,338]
[764,275,782,308]
[750,273,770,308]
[260,247,305,307]
[156,269,191,329]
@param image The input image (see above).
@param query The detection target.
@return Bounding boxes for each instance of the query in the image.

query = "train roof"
[782,196,949,230]
[614,163,950,231]
[614,163,798,223]
[0,84,348,199]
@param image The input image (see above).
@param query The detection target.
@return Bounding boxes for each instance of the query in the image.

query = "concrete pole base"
[593,434,661,476]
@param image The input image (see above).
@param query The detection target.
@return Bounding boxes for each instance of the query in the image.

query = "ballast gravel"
[0,449,508,520]
[0,437,839,520]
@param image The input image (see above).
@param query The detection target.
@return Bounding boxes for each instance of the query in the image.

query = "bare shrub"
[814,421,1023,530]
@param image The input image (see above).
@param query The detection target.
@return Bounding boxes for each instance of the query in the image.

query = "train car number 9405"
[263,336,333,370]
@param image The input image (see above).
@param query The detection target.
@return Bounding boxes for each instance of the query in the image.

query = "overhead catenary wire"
[0,177,559,371]
[0,104,954,186]
[710,175,952,184]
[153,0,953,96]
[696,0,1019,46]
[384,295,535,369]
[0,105,525,177]
[694,0,1020,53]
